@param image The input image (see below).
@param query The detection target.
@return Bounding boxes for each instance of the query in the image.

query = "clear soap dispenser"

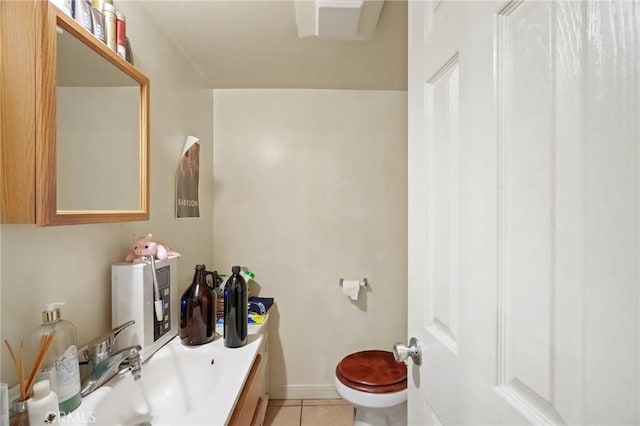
[32,303,81,414]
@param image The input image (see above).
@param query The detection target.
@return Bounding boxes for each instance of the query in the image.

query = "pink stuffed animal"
[125,234,179,263]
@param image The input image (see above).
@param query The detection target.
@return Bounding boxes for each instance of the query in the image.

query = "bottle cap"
[42,303,65,322]
[32,380,51,400]
[232,265,240,274]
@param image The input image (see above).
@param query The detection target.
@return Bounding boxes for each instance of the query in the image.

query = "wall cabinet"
[0,0,149,226]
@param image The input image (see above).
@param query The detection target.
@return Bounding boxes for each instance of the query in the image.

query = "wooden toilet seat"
[336,350,407,394]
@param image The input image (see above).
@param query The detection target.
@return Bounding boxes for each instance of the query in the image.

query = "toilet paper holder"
[338,278,368,287]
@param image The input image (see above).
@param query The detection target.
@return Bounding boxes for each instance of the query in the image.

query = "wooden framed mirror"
[36,3,149,226]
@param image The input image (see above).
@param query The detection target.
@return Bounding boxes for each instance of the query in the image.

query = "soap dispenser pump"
[32,303,81,414]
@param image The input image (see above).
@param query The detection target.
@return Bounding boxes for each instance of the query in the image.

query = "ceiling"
[139,0,407,90]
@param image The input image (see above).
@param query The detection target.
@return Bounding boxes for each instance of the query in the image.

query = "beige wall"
[213,89,407,398]
[0,2,214,384]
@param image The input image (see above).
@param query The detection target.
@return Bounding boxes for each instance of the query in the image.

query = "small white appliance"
[112,256,179,360]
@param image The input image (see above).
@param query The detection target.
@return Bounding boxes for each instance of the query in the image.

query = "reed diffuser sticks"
[4,335,56,401]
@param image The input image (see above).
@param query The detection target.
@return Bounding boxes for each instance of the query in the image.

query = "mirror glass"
[56,26,140,211]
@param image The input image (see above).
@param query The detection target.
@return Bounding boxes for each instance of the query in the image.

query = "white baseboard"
[269,384,339,400]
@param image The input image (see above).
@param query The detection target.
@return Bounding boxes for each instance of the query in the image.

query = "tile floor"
[264,399,354,426]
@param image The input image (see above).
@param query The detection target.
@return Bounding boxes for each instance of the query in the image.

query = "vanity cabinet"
[0,0,149,226]
[230,354,265,426]
[229,325,270,426]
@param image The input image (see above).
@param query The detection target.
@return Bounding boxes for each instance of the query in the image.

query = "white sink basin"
[70,333,263,426]
[92,346,219,425]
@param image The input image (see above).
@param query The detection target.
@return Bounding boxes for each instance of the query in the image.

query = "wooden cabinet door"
[229,354,264,426]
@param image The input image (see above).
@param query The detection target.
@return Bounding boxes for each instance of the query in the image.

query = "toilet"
[334,350,407,426]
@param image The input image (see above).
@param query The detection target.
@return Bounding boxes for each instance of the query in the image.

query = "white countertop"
[177,332,264,425]
[71,317,268,426]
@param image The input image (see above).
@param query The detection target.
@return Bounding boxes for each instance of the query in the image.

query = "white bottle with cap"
[27,380,59,425]
[32,303,81,414]
[240,269,255,287]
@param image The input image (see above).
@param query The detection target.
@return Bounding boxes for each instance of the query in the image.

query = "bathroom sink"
[71,333,263,426]
[90,346,219,426]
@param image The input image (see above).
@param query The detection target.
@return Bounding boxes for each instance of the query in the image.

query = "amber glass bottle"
[180,265,216,345]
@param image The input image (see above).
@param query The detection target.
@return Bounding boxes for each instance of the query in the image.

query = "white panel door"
[407,1,640,424]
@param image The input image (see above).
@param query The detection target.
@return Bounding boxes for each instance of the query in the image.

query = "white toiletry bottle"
[28,380,59,425]
[33,303,81,414]
[240,269,255,288]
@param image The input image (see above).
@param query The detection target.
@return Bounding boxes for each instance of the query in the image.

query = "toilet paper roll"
[342,280,361,301]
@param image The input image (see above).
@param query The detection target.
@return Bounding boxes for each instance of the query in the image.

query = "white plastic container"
[33,303,81,414]
[49,0,72,16]
[240,269,255,287]
[27,380,59,425]
[0,383,8,426]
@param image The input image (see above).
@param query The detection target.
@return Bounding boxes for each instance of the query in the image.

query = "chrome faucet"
[79,321,142,397]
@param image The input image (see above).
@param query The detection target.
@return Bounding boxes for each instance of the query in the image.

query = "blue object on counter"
[216,297,274,325]
[219,317,249,325]
[248,297,274,314]
[216,314,264,325]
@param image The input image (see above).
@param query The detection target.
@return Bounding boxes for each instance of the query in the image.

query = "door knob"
[393,337,422,366]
